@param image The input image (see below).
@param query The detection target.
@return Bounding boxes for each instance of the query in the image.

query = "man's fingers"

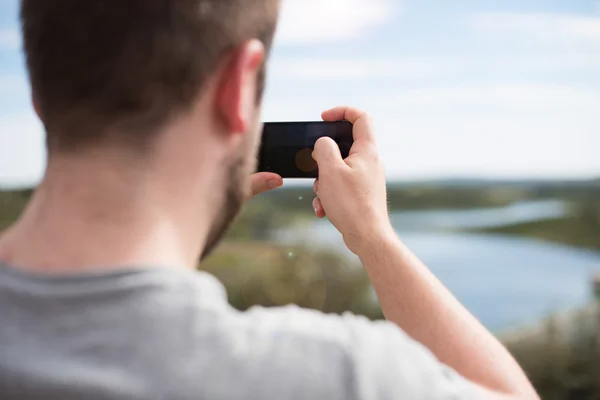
[313,179,319,196]
[312,137,345,168]
[313,197,326,218]
[322,106,363,124]
[248,172,282,198]
[322,106,375,146]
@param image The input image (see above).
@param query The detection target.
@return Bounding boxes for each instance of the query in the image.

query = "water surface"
[277,201,600,332]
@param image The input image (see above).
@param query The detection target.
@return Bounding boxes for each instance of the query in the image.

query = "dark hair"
[20,0,279,151]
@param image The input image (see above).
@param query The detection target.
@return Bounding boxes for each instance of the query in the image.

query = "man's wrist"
[349,222,400,261]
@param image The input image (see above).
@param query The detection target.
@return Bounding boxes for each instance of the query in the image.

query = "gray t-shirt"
[0,263,478,399]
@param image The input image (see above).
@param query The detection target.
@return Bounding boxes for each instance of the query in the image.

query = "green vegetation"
[227,197,297,240]
[262,184,527,213]
[263,178,600,213]
[506,307,600,400]
[0,189,32,231]
[201,241,382,319]
[262,179,600,251]
[470,201,600,251]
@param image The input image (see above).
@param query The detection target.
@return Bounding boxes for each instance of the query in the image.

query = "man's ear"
[215,39,265,137]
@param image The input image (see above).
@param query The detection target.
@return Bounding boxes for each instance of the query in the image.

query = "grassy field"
[201,240,382,319]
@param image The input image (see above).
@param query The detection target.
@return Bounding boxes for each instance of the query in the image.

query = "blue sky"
[1,0,599,187]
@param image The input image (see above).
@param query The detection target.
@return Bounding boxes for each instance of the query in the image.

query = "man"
[0,1,538,399]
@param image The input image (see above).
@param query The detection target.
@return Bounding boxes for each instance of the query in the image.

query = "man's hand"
[248,172,283,199]
[311,106,393,255]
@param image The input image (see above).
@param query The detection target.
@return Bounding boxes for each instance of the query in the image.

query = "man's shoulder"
[239,304,369,346]
[217,305,361,399]
[179,271,359,395]
[184,272,477,400]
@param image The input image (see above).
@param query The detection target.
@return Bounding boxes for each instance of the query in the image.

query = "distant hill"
[2,176,599,192]
[387,177,600,189]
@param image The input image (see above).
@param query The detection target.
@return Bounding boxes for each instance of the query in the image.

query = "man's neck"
[0,157,209,273]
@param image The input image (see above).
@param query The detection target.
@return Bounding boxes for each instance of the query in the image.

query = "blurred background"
[1,0,599,398]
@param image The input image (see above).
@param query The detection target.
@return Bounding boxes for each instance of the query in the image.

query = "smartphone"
[257,121,354,178]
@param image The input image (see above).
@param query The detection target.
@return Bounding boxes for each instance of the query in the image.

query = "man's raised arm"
[311,106,539,400]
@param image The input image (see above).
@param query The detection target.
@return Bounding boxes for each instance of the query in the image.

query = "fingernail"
[268,180,281,189]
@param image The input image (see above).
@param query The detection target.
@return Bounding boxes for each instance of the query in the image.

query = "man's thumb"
[312,137,344,167]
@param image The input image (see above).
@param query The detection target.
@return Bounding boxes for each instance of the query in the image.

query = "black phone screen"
[257,121,353,178]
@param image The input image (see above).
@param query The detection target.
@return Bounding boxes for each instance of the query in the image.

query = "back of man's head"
[8,0,282,270]
[21,0,279,153]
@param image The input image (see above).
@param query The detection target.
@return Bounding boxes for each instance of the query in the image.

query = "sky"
[0,0,599,187]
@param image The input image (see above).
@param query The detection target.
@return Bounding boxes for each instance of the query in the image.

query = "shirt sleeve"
[241,305,481,400]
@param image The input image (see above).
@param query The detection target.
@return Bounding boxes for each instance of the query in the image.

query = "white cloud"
[0,29,20,50]
[265,83,600,116]
[0,1,397,49]
[269,57,451,80]
[274,0,396,46]
[500,53,600,73]
[1,81,598,186]
[1,0,396,50]
[0,74,29,96]
[463,12,600,76]
[262,82,600,179]
[269,51,600,82]
[448,53,600,77]
[471,12,600,51]
[375,113,599,179]
[388,84,600,113]
[0,112,46,187]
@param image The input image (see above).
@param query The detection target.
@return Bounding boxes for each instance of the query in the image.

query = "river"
[276,200,600,332]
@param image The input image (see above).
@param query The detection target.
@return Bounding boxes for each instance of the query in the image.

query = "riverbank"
[466,201,600,251]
